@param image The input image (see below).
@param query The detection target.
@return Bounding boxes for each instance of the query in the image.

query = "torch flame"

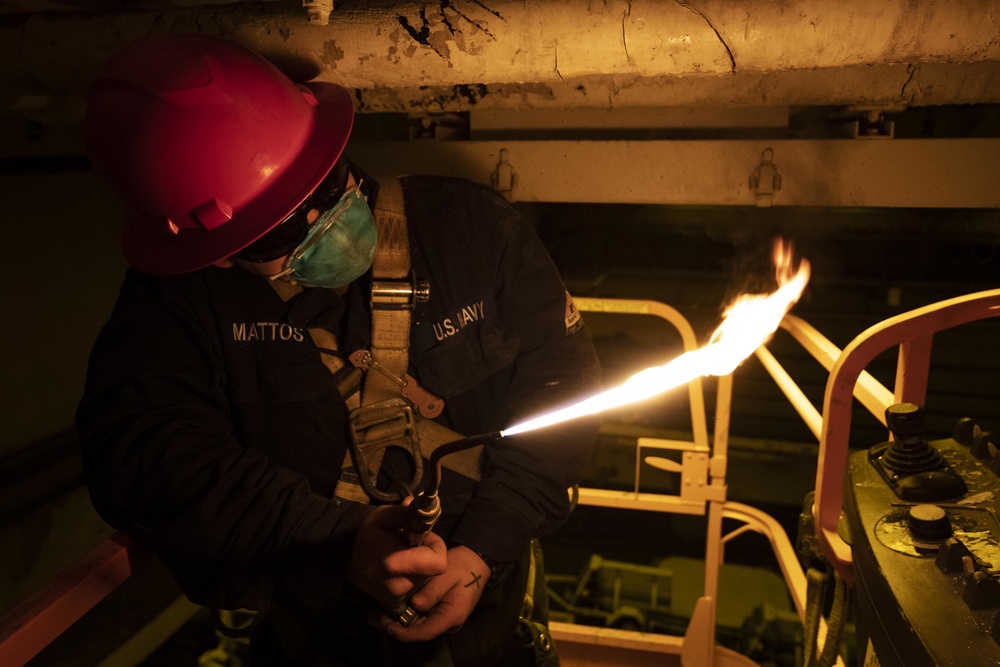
[501,239,810,437]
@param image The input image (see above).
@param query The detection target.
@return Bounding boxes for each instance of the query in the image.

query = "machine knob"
[974,431,999,460]
[936,537,976,573]
[953,417,979,446]
[964,571,1000,610]
[907,504,952,543]
[896,470,967,502]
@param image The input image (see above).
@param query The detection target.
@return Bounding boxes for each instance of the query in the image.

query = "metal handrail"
[754,288,1000,584]
[568,297,844,666]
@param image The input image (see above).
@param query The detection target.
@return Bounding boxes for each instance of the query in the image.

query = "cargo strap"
[268,175,483,505]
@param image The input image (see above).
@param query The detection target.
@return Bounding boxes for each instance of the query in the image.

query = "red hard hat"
[85,35,354,274]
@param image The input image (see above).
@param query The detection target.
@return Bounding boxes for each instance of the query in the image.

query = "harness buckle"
[348,350,445,419]
[371,274,430,311]
[347,397,424,503]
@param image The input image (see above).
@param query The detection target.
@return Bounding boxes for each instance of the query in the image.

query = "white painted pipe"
[2,0,998,99]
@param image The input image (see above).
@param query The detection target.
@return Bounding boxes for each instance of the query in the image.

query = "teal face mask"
[275,184,377,289]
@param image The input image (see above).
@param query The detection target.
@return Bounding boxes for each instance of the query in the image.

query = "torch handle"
[384,431,501,626]
[404,492,441,545]
[385,492,442,626]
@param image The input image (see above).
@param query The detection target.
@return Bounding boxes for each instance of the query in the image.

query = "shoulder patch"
[415,294,498,350]
[565,291,584,336]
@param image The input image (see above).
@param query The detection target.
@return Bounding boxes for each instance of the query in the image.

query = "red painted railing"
[0,531,151,667]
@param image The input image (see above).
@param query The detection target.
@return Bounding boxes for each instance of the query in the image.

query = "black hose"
[402,431,504,544]
[422,431,503,496]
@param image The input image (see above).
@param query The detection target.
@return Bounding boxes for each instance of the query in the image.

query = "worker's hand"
[346,503,448,608]
[378,544,492,642]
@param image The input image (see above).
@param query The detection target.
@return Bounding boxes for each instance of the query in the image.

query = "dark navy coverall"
[77,175,601,666]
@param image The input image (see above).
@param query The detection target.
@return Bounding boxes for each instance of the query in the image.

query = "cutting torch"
[386,430,503,626]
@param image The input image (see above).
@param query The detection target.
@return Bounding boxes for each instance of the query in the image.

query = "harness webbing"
[267,176,483,505]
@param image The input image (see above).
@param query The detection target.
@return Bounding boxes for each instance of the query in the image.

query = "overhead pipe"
[1,0,999,110]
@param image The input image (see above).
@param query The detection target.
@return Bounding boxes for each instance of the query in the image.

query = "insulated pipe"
[2,0,999,99]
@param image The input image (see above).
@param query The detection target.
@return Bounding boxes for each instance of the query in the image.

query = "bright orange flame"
[501,239,810,437]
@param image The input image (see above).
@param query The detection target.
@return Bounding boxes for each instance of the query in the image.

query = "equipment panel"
[846,404,1000,667]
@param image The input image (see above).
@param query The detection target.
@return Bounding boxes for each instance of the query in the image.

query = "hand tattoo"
[464,572,483,589]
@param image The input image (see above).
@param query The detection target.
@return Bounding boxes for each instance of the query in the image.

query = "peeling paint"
[455,82,489,105]
[386,28,402,65]
[398,7,448,59]
[354,81,554,113]
[322,39,345,68]
[428,30,455,62]
[397,1,500,61]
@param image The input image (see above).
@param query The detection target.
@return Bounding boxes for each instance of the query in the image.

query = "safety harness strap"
[364,179,411,405]
[267,175,482,506]
[270,278,369,501]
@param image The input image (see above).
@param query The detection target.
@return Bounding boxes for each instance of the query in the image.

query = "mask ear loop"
[269,180,365,283]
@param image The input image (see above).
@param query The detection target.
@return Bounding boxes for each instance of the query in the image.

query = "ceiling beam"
[347,138,1000,208]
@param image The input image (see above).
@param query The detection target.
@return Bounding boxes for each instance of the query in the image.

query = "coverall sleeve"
[76,272,368,612]
[450,189,602,563]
